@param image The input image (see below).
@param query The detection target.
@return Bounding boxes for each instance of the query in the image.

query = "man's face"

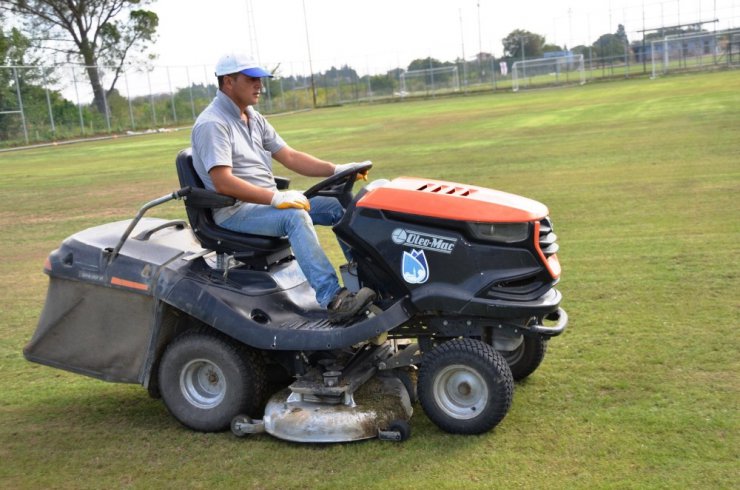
[226,73,263,108]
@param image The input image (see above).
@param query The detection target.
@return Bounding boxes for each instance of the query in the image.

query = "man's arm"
[273,145,335,177]
[209,165,275,204]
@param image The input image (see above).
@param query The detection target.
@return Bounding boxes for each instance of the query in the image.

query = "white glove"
[334,161,371,181]
[271,190,310,211]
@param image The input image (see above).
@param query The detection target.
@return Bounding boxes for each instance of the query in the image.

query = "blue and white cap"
[215,52,272,78]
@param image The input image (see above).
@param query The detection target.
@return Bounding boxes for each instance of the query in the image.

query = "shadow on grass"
[5,381,503,449]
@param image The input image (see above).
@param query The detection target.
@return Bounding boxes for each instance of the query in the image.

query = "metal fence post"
[167,66,177,125]
[186,65,196,120]
[2,30,739,146]
[97,66,112,133]
[42,71,56,136]
[124,69,136,129]
[147,69,156,127]
[12,67,29,144]
[429,58,435,97]
[71,65,85,135]
[491,57,496,90]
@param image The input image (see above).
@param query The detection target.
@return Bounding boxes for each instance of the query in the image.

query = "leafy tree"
[0,17,31,140]
[571,45,590,56]
[0,0,159,115]
[543,43,564,53]
[407,57,448,72]
[502,29,546,59]
[386,67,404,79]
[475,52,495,63]
[615,24,629,44]
[325,64,359,83]
[0,16,31,65]
[1,21,83,142]
[367,73,395,95]
[593,24,629,60]
[644,24,703,42]
[404,57,456,87]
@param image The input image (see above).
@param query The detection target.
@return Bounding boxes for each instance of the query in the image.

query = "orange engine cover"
[357,177,549,223]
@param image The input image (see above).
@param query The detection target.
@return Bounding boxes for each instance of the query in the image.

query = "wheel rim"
[180,358,226,409]
[432,364,489,420]
[500,342,525,365]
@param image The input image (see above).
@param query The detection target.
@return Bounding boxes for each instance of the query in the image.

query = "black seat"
[175,148,292,266]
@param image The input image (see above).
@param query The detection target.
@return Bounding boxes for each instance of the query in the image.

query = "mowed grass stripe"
[0,70,737,489]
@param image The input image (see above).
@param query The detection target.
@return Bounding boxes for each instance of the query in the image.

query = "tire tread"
[158,328,266,432]
[418,338,513,435]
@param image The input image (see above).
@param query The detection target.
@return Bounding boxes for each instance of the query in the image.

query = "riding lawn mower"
[25,148,567,443]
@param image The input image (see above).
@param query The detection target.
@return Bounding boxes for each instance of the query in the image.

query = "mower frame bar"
[108,188,188,263]
[528,308,568,337]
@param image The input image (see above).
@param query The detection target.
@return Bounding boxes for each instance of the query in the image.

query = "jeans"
[217,196,346,308]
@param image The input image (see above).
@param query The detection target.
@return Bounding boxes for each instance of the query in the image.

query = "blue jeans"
[217,196,346,308]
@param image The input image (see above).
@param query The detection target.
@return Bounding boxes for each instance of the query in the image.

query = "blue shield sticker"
[402,249,429,284]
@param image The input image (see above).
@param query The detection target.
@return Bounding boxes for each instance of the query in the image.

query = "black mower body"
[26,171,565,396]
[26,217,414,385]
[336,188,562,320]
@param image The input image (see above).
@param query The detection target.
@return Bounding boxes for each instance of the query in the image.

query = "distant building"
[632,30,718,63]
[543,51,574,59]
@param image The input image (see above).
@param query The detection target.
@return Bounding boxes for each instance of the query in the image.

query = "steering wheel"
[303,161,373,208]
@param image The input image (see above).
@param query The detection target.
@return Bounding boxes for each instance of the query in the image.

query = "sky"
[150,0,739,77]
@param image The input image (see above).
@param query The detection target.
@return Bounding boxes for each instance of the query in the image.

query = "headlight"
[365,179,390,191]
[468,222,530,243]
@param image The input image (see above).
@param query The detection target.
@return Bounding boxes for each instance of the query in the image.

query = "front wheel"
[499,335,548,381]
[158,330,266,432]
[418,338,513,435]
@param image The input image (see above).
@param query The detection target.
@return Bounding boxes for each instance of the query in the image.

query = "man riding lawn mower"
[25,149,567,443]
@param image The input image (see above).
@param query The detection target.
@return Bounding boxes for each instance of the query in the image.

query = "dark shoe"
[327,287,376,324]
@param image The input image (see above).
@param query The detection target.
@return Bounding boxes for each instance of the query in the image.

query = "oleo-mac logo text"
[391,228,457,254]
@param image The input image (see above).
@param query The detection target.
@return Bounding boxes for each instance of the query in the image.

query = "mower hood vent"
[416,183,472,197]
[538,217,559,256]
[357,177,549,222]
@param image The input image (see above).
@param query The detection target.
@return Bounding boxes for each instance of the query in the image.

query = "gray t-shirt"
[191,90,286,222]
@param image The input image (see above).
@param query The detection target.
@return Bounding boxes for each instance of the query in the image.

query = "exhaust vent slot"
[538,217,559,256]
[482,273,548,300]
[416,183,472,197]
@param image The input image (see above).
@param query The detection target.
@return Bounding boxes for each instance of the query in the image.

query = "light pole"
[302,0,317,108]
[459,8,467,89]
[477,1,483,81]
[517,34,528,81]
[568,8,573,50]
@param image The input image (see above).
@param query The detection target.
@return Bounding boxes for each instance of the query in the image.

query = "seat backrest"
[175,148,290,259]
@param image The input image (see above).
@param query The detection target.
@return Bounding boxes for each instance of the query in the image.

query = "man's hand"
[334,161,371,181]
[271,190,310,211]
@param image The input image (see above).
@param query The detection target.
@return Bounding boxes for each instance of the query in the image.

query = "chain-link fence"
[649,29,740,76]
[1,29,738,148]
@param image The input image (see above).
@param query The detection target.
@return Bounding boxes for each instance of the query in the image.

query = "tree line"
[0,0,716,145]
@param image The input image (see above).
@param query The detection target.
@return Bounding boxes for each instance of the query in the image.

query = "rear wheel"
[158,330,266,432]
[418,338,513,434]
[499,336,548,381]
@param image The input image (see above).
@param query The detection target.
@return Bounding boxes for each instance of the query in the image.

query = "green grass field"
[1,70,738,489]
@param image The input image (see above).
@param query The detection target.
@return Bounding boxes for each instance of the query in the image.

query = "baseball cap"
[214,52,273,78]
